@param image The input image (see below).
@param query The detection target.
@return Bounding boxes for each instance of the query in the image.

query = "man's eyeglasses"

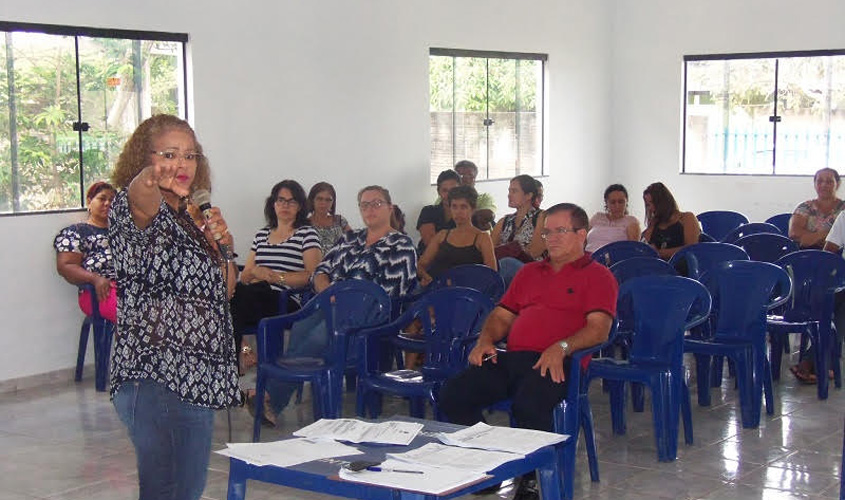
[151,150,203,163]
[359,200,387,210]
[540,227,583,239]
[275,197,299,207]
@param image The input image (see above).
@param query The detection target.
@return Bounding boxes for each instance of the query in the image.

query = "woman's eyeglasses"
[150,150,203,163]
[275,197,299,207]
[359,200,387,210]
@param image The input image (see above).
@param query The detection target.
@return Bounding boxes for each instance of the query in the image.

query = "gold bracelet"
[278,272,286,285]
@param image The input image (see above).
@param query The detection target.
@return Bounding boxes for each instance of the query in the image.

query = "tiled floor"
[1,348,843,500]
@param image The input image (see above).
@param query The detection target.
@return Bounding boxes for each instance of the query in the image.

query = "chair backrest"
[765,213,792,235]
[699,260,792,342]
[415,287,495,376]
[592,240,659,267]
[667,242,750,279]
[775,250,845,322]
[430,264,506,302]
[721,222,782,244]
[619,275,711,367]
[699,232,717,243]
[734,233,799,263]
[697,210,749,241]
[609,256,677,284]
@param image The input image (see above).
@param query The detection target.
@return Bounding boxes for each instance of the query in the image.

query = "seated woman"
[641,182,700,260]
[307,181,352,252]
[262,185,417,422]
[417,185,497,286]
[585,183,641,253]
[231,180,322,375]
[490,174,545,285]
[416,169,461,254]
[789,167,845,249]
[54,181,118,322]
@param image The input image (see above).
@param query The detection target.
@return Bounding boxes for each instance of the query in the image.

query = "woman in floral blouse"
[108,114,240,500]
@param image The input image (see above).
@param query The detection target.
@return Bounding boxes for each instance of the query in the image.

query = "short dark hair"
[447,185,478,209]
[436,169,461,188]
[815,167,841,187]
[454,160,478,175]
[307,181,337,215]
[604,183,628,201]
[545,202,589,231]
[643,182,679,225]
[264,180,309,229]
[86,181,115,202]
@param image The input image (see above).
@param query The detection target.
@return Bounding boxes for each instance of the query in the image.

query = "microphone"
[191,189,234,261]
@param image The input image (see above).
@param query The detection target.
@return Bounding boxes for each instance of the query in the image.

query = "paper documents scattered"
[215,438,362,467]
[388,442,522,473]
[338,458,488,495]
[437,422,569,455]
[293,418,423,445]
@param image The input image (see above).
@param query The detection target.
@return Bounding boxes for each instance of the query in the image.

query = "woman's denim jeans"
[113,379,215,500]
[498,257,526,290]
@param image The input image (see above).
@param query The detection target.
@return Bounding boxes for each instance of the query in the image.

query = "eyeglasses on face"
[275,197,299,207]
[151,150,203,163]
[359,200,387,210]
[540,227,582,239]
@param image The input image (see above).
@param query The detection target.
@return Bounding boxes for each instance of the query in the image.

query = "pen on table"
[482,352,498,362]
[366,466,424,474]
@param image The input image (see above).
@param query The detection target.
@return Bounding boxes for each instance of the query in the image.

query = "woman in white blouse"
[585,184,641,253]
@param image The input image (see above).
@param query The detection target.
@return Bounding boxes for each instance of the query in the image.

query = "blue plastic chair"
[668,242,749,280]
[74,284,114,392]
[697,210,749,242]
[699,233,717,243]
[431,264,506,302]
[769,250,845,400]
[734,233,799,263]
[592,240,659,267]
[355,287,494,420]
[684,261,792,428]
[587,275,711,462]
[252,280,391,441]
[765,213,792,236]
[721,222,783,244]
[608,257,678,411]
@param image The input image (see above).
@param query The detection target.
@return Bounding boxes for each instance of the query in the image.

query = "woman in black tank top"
[417,186,497,286]
[641,182,701,260]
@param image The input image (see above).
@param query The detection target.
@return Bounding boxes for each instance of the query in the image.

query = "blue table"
[226,418,565,500]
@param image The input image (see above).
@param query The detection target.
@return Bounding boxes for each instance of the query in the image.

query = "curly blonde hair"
[111,114,211,192]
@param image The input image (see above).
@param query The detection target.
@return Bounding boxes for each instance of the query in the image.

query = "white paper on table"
[293,418,423,445]
[387,442,523,473]
[337,458,488,495]
[215,438,363,467]
[436,422,569,455]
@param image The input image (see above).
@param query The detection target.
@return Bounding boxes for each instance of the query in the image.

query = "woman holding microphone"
[108,114,240,500]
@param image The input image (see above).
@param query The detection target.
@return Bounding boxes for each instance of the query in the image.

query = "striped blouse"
[250,225,321,291]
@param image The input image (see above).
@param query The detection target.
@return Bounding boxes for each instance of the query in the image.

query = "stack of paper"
[338,458,488,495]
[436,422,569,455]
[293,418,423,445]
[388,442,522,473]
[215,438,362,467]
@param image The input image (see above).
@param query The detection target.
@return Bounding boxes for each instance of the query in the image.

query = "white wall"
[610,0,845,223]
[0,0,612,382]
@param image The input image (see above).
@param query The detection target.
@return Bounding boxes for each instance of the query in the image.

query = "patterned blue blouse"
[53,223,116,280]
[314,229,418,298]
[108,189,240,409]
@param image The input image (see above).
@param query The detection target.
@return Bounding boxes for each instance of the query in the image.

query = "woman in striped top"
[230,180,322,372]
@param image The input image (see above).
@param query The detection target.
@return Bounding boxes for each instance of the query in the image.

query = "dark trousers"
[230,282,298,350]
[439,350,570,432]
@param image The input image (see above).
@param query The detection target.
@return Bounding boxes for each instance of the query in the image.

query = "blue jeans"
[113,379,214,500]
[498,257,526,290]
[267,311,329,415]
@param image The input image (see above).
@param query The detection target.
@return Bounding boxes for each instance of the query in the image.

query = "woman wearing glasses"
[307,181,352,252]
[262,185,417,421]
[108,115,240,500]
[232,180,322,376]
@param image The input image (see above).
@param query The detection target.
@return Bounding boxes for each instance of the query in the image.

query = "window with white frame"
[683,50,845,176]
[429,48,546,183]
[0,22,188,214]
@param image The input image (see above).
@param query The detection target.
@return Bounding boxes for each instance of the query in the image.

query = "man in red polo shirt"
[439,202,617,499]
